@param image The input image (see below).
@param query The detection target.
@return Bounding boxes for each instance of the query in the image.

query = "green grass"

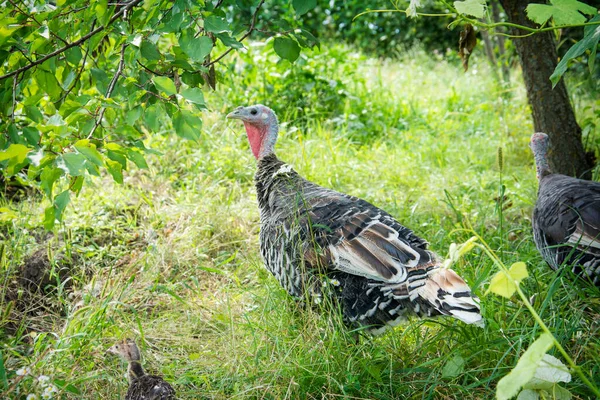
[1,43,599,399]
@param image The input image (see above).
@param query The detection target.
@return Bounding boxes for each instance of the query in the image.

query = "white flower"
[38,375,51,385]
[16,366,31,376]
[27,395,38,400]
[42,384,58,399]
[407,0,422,18]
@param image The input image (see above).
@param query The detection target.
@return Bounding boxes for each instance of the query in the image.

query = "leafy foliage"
[526,0,597,26]
[0,0,319,228]
[496,333,555,400]
[550,16,600,87]
[454,0,486,19]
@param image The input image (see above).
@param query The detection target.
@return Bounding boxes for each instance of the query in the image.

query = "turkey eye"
[250,109,258,115]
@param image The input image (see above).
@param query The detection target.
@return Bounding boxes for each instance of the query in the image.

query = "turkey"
[107,339,176,400]
[530,132,600,286]
[227,104,482,334]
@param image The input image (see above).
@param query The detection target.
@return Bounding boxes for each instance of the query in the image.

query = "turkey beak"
[226,107,245,120]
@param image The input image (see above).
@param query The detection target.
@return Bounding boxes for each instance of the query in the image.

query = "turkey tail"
[419,268,484,326]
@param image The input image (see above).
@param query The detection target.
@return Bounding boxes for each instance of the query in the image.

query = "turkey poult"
[107,339,176,400]
[227,104,483,334]
[531,132,600,286]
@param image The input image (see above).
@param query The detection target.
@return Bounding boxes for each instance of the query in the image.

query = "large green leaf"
[454,0,486,18]
[273,37,301,62]
[181,87,206,107]
[153,76,178,96]
[526,0,596,26]
[550,16,600,87]
[74,140,103,166]
[497,333,555,400]
[179,33,213,63]
[126,149,149,169]
[105,159,123,184]
[173,110,202,140]
[140,40,161,60]
[61,152,87,176]
[292,0,317,16]
[204,16,229,33]
[40,167,63,198]
[0,144,31,163]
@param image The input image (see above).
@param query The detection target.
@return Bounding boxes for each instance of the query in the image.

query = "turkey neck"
[255,154,286,211]
[532,143,551,179]
[128,361,145,381]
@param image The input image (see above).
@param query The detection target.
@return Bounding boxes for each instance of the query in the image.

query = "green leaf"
[550,19,600,87]
[22,127,41,147]
[179,33,213,63]
[442,355,465,379]
[216,33,243,49]
[140,40,161,60]
[454,0,486,18]
[25,105,44,123]
[44,205,56,230]
[173,110,202,140]
[107,148,128,168]
[53,189,70,221]
[105,159,123,184]
[204,16,229,33]
[61,153,87,176]
[181,87,206,106]
[496,333,555,400]
[65,47,82,65]
[525,354,571,387]
[0,144,31,163]
[486,261,528,298]
[40,167,63,198]
[292,0,317,16]
[126,106,143,126]
[152,76,177,96]
[74,140,103,166]
[35,70,61,100]
[273,36,301,62]
[526,0,596,26]
[126,149,149,169]
[144,104,161,131]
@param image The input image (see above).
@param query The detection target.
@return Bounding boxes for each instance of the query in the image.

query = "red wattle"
[244,122,264,159]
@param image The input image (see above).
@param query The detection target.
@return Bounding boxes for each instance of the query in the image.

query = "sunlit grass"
[1,43,599,399]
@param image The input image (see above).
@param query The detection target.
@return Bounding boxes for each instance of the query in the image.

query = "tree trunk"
[498,0,593,178]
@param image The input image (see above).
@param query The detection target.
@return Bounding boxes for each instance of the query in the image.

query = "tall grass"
[1,43,598,399]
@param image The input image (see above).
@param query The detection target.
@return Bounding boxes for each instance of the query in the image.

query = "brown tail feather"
[419,268,483,326]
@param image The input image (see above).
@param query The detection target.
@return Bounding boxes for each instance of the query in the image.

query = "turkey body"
[533,173,600,286]
[125,374,176,400]
[256,154,482,333]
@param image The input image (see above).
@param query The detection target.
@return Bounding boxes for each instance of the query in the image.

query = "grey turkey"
[530,132,600,286]
[227,104,482,334]
[107,339,176,400]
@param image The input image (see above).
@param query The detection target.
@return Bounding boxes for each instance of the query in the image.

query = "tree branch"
[11,73,18,123]
[136,60,168,76]
[0,0,143,81]
[87,43,128,139]
[204,0,265,68]
[55,21,96,104]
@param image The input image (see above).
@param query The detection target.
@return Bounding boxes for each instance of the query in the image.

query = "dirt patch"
[1,247,79,336]
[18,248,76,293]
